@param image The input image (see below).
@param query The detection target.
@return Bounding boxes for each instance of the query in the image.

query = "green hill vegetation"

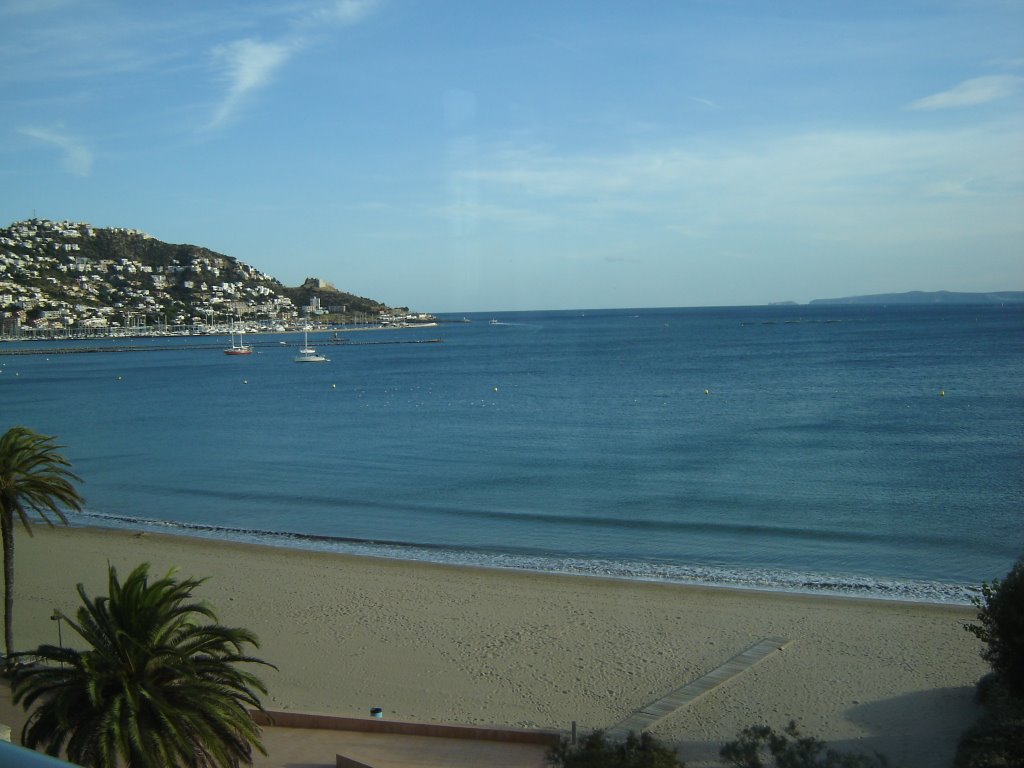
[0,218,408,334]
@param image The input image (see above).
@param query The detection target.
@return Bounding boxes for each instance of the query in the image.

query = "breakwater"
[0,337,442,355]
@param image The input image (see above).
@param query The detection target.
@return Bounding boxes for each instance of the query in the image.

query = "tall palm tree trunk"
[2,511,15,662]
[0,427,84,667]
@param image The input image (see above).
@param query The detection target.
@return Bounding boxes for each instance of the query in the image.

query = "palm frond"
[13,562,271,768]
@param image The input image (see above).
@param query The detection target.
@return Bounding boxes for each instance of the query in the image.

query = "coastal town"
[0,218,431,339]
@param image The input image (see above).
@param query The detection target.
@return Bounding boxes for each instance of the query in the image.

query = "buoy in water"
[704,389,710,395]
[939,389,945,397]
[332,384,337,389]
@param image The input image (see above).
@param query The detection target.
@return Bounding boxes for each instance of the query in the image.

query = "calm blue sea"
[2,304,1022,603]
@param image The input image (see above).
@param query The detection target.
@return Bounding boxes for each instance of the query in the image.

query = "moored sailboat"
[294,327,328,362]
[224,325,252,355]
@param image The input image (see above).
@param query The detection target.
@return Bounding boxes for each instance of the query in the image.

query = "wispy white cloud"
[293,0,383,30]
[988,56,1024,69]
[209,38,296,128]
[472,121,1023,201]
[0,11,193,87]
[18,126,93,176]
[922,179,978,198]
[207,0,383,128]
[431,200,550,228]
[688,96,720,109]
[907,75,1023,110]
[452,119,1024,253]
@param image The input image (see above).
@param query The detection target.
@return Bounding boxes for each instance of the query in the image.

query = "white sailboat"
[294,327,328,363]
[298,325,316,354]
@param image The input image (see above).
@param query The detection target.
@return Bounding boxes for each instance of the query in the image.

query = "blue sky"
[2,1,1022,312]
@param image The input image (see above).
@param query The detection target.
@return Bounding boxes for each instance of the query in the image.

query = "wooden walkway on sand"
[605,636,791,741]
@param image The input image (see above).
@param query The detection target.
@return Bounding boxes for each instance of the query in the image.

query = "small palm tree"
[12,563,276,768]
[0,426,84,663]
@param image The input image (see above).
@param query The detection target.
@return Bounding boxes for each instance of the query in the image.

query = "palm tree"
[12,563,276,768]
[0,426,84,663]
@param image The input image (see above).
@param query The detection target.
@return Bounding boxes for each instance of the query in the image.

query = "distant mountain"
[0,218,405,332]
[809,290,1024,306]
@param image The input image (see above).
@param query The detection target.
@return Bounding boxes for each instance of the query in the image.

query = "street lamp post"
[50,610,64,669]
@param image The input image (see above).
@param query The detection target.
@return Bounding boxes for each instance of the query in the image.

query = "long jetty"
[0,338,442,356]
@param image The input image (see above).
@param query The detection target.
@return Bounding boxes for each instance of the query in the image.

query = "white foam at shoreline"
[74,511,979,605]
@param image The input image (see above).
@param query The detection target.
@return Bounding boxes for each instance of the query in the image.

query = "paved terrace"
[251,711,557,768]
[2,637,788,766]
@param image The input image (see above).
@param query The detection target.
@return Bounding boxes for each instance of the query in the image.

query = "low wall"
[250,709,562,747]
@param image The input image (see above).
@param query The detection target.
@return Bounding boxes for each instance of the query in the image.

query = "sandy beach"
[2,527,988,767]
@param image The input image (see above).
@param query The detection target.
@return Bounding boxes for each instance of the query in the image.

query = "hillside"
[809,290,1024,305]
[0,218,403,333]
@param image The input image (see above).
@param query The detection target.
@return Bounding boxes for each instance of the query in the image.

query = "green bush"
[546,729,684,768]
[965,558,1024,700]
[720,721,890,768]
[952,673,1024,768]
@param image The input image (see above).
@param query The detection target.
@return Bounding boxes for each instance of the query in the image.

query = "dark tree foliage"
[12,563,274,768]
[720,721,890,768]
[952,673,1024,768]
[546,729,685,768]
[965,558,1024,700]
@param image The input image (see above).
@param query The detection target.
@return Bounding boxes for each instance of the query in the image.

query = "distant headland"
[0,218,431,336]
[808,290,1024,305]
